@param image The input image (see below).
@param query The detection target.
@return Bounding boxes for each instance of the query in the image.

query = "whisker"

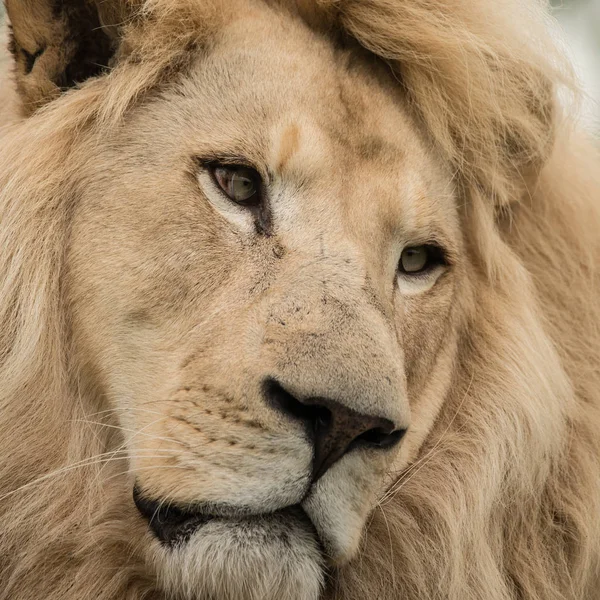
[0,415,185,502]
[378,503,396,589]
[103,464,196,485]
[0,450,179,503]
[87,415,184,489]
[380,371,474,503]
[71,419,186,447]
[384,422,469,499]
[82,406,166,419]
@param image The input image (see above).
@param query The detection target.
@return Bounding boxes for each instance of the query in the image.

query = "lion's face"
[64,5,465,599]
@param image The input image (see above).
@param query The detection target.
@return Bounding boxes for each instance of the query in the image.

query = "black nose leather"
[264,379,406,481]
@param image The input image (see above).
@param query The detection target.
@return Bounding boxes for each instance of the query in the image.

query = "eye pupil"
[213,166,260,205]
[400,246,428,273]
[399,244,446,275]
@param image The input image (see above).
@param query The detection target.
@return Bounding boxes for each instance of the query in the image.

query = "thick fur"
[1,1,599,600]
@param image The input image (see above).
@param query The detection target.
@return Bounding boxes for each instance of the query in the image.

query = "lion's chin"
[148,508,325,600]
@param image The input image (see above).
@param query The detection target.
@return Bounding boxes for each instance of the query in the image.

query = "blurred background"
[551,0,600,131]
[0,0,598,130]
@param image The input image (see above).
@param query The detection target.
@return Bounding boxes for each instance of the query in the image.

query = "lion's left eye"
[399,245,446,275]
[212,165,261,205]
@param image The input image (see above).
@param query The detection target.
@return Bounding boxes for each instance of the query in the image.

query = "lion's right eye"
[211,165,261,206]
[398,244,446,276]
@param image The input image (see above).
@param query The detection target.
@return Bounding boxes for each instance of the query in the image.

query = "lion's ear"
[6,0,130,114]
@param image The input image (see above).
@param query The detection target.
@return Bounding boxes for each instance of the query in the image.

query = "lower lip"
[159,505,315,548]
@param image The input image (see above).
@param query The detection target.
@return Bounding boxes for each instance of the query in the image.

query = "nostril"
[263,378,331,434]
[264,379,336,448]
[352,427,407,451]
[264,378,309,421]
[312,406,332,435]
[263,378,407,480]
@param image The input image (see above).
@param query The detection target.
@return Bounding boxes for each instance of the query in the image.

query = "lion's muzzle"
[263,378,406,481]
[134,377,406,547]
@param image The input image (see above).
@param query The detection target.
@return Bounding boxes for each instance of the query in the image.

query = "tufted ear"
[5,0,131,114]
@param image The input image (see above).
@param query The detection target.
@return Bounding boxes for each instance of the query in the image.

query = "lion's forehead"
[128,12,458,256]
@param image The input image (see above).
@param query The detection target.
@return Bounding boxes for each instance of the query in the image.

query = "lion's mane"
[0,1,599,599]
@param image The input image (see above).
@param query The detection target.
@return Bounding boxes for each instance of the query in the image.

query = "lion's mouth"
[133,487,216,546]
[133,486,315,547]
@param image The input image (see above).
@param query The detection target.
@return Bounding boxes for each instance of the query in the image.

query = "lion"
[0,0,599,599]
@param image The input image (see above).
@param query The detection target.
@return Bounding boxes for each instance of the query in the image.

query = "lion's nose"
[264,379,406,481]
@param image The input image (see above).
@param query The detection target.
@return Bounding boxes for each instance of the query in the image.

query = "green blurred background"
[1,1,598,129]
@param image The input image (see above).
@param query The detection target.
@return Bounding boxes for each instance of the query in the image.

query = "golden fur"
[1,1,599,599]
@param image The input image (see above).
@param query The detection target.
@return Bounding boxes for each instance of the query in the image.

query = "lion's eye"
[399,245,445,275]
[212,165,261,205]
